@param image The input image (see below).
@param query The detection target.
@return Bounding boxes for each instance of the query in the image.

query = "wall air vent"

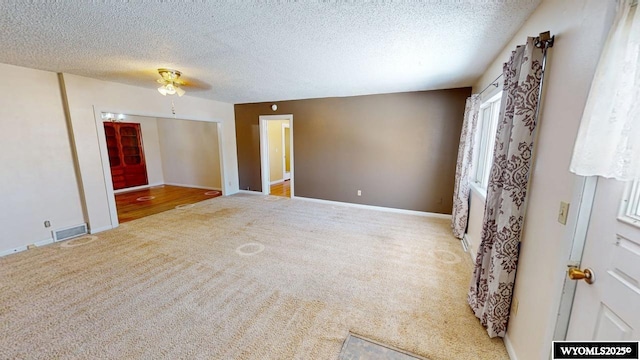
[53,224,88,242]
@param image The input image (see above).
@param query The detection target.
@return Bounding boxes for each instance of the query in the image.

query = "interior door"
[566,177,640,340]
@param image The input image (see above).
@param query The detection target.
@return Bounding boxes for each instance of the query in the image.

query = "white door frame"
[282,123,291,181]
[552,176,598,341]
[259,114,294,196]
[93,106,227,230]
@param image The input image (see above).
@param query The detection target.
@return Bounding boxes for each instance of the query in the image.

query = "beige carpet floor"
[0,194,508,360]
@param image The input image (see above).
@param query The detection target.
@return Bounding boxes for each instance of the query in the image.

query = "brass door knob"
[568,267,595,284]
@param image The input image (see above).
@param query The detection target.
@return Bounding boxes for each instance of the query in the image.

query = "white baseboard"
[292,196,452,219]
[90,225,114,234]
[115,183,222,194]
[504,332,517,360]
[114,182,163,194]
[164,182,221,191]
[236,190,262,195]
[35,238,54,247]
[0,237,54,258]
[0,245,28,257]
[270,179,285,185]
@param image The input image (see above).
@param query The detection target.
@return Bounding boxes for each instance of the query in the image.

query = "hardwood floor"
[270,180,290,197]
[115,185,222,223]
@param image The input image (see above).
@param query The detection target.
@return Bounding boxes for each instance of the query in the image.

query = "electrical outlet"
[357,190,362,196]
[44,220,51,228]
[511,296,519,316]
[558,202,570,225]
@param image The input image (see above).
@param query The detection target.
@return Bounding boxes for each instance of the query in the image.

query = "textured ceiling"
[0,1,540,104]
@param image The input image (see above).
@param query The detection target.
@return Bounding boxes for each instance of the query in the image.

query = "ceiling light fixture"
[101,113,126,122]
[157,68,186,97]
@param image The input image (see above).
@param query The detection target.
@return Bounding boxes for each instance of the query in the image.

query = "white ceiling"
[0,1,540,104]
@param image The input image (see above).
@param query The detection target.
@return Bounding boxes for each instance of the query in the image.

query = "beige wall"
[62,73,237,232]
[0,65,238,253]
[267,119,289,183]
[157,118,222,190]
[103,114,222,191]
[468,1,616,358]
[0,63,85,253]
[235,88,470,213]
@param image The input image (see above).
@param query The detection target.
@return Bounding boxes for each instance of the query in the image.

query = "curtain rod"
[478,73,503,96]
[478,31,555,96]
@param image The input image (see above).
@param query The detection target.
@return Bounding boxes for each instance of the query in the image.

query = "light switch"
[558,202,570,225]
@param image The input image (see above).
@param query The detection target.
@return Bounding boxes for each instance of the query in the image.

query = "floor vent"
[53,224,88,242]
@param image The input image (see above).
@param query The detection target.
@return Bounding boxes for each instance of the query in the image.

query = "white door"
[566,177,640,340]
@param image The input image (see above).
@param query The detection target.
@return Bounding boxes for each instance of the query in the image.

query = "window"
[472,92,502,191]
[620,180,640,227]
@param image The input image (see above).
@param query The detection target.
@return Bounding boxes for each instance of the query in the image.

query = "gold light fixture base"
[157,68,183,82]
[157,68,186,97]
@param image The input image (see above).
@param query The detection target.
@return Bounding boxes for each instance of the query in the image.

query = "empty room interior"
[1,1,637,359]
[103,114,224,222]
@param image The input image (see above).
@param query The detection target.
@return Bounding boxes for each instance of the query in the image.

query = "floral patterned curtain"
[451,95,481,239]
[468,37,544,338]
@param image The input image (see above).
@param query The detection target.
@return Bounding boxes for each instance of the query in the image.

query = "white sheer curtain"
[570,0,640,180]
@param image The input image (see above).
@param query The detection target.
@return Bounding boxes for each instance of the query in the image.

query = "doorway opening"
[259,114,294,198]
[98,113,224,223]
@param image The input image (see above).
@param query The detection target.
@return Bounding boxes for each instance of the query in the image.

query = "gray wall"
[234,88,470,214]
